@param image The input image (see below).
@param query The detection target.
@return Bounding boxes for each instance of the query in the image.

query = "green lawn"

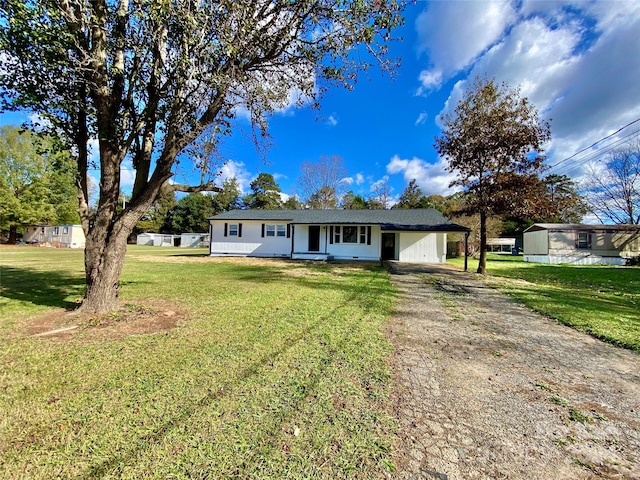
[0,246,397,479]
[449,253,640,350]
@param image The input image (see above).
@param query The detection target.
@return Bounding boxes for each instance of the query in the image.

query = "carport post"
[464,231,470,272]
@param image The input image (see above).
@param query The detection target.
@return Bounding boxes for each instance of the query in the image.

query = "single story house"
[23,224,85,248]
[209,209,470,267]
[523,223,640,265]
[136,233,180,247]
[180,233,210,248]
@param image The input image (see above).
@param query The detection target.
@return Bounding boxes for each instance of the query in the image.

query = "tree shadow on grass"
[0,266,86,310]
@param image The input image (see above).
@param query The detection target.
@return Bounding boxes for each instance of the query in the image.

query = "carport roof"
[210,209,470,232]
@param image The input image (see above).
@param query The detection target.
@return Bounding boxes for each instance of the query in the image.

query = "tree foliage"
[170,193,216,234]
[0,126,79,242]
[584,140,640,224]
[394,178,423,209]
[434,77,551,273]
[0,0,404,311]
[540,174,586,223]
[341,190,368,209]
[135,191,177,235]
[243,173,283,210]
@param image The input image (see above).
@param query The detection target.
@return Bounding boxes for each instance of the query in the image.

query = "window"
[228,224,238,236]
[342,226,358,243]
[63,226,69,234]
[53,227,60,235]
[577,232,591,249]
[264,224,286,237]
[331,225,371,244]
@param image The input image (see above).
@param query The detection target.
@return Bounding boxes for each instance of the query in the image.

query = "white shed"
[136,233,159,246]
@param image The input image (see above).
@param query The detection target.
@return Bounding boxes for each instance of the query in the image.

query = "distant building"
[486,237,516,253]
[23,225,85,248]
[180,233,210,248]
[523,223,640,265]
[136,233,179,247]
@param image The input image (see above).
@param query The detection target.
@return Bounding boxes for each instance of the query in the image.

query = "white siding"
[326,225,381,261]
[523,230,549,255]
[210,220,291,257]
[524,254,626,266]
[137,233,156,245]
[24,225,85,248]
[292,224,327,254]
[180,233,209,248]
[397,232,446,263]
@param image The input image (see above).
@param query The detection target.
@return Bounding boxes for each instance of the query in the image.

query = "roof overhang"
[380,223,470,233]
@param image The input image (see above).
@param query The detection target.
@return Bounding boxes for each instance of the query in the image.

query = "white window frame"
[228,224,239,237]
[332,225,370,244]
[265,224,286,237]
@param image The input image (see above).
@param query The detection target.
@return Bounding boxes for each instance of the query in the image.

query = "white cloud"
[218,160,253,194]
[369,175,390,193]
[386,154,460,196]
[326,115,338,126]
[417,69,443,93]
[428,1,640,181]
[341,172,365,187]
[120,159,135,193]
[414,112,428,126]
[416,0,516,85]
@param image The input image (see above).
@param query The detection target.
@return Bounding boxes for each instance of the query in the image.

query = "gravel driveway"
[386,263,640,480]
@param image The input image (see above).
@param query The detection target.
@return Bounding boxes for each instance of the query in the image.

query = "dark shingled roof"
[210,209,470,232]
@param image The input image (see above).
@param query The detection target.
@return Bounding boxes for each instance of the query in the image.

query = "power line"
[548,117,640,171]
[550,128,640,176]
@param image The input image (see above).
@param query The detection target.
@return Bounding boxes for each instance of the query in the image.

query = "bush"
[625,256,640,266]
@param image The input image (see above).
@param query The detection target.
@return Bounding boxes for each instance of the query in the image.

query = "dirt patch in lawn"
[23,299,185,341]
[386,262,640,480]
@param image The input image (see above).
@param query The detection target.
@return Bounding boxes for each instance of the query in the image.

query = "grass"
[0,245,397,479]
[448,253,640,350]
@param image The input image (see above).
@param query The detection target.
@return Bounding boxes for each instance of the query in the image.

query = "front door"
[381,233,396,260]
[308,225,320,252]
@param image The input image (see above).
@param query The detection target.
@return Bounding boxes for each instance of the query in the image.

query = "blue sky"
[3,0,640,206]
[200,0,640,204]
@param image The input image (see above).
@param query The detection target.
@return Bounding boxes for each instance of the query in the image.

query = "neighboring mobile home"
[209,209,470,264]
[180,233,210,248]
[23,224,86,248]
[136,233,179,247]
[523,223,640,265]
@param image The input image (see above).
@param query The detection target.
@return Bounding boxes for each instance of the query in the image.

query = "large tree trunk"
[80,227,129,313]
[477,211,488,275]
[8,225,17,244]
